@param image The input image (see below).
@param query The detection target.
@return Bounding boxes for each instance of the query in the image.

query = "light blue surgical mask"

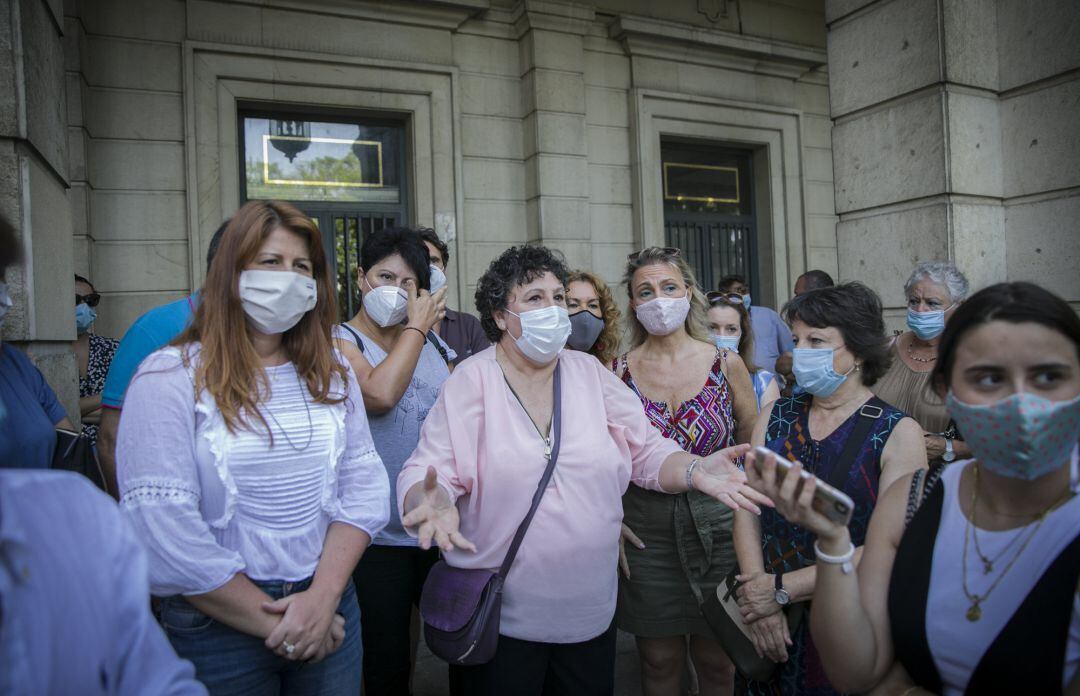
[429,264,447,295]
[712,334,740,353]
[792,347,856,398]
[906,305,953,340]
[742,294,752,311]
[75,302,97,335]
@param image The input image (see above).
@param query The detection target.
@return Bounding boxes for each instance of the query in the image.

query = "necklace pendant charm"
[966,603,982,622]
[982,560,993,574]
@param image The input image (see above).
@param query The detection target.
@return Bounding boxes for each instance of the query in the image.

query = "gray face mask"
[567,310,604,351]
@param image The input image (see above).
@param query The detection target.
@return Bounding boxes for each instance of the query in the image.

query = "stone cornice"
[223,0,488,32]
[512,0,597,37]
[609,13,827,76]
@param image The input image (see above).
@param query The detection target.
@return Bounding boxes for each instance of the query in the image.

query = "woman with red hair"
[116,200,389,694]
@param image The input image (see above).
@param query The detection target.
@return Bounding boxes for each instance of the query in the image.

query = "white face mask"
[238,270,317,335]
[362,276,409,328]
[0,281,11,326]
[429,264,447,295]
[635,294,691,336]
[506,305,571,364]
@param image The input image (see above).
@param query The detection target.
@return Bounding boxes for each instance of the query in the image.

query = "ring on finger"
[283,640,297,655]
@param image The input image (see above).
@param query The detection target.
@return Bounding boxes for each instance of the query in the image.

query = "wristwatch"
[774,572,791,606]
[942,435,956,462]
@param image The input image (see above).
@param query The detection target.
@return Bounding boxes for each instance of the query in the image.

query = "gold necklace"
[961,464,1066,621]
[970,464,1035,573]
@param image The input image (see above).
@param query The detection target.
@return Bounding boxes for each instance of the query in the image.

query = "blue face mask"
[75,302,97,335]
[792,347,855,398]
[906,305,953,340]
[742,294,752,311]
[712,334,740,353]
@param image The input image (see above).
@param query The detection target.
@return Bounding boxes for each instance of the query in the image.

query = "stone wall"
[56,0,833,334]
[825,0,1080,328]
[0,0,79,421]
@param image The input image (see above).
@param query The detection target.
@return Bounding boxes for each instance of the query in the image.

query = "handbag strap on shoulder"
[498,361,562,579]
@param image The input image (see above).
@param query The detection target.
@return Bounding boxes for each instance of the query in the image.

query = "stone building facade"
[1,0,1076,421]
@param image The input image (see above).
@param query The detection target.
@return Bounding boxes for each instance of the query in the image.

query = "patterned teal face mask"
[947,391,1080,480]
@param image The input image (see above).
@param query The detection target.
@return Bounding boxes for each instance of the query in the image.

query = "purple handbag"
[419,362,563,665]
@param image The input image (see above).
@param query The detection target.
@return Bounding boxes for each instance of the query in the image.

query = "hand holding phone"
[748,446,855,527]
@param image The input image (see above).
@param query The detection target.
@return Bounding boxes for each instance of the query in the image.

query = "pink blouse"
[397,347,682,643]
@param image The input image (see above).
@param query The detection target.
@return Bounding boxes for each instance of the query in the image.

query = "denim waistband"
[251,576,314,598]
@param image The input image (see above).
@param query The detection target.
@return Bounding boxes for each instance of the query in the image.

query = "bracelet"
[813,539,856,575]
[403,326,426,340]
[685,458,700,492]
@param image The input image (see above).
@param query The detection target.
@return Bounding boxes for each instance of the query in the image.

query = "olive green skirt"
[616,485,736,637]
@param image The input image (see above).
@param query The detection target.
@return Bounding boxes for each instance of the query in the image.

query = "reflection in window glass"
[243,117,402,203]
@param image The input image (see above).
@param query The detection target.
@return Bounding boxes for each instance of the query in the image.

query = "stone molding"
[628,88,811,306]
[182,41,466,304]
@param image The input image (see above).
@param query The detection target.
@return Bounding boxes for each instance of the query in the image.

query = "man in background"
[96,221,228,497]
[793,269,835,296]
[417,228,490,367]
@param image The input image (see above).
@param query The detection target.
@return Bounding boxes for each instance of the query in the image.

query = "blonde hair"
[567,270,622,366]
[623,247,712,349]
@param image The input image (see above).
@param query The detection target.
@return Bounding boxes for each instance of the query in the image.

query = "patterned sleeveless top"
[759,392,906,573]
[614,350,736,457]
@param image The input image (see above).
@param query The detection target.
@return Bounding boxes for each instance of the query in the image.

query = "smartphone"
[751,446,855,526]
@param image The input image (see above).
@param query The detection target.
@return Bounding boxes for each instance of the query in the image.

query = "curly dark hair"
[359,226,432,291]
[475,245,570,343]
[782,282,892,386]
[0,215,21,279]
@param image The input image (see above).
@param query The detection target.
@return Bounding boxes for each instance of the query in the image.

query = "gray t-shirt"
[334,324,451,546]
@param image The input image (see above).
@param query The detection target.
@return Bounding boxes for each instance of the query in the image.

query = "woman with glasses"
[73,274,118,447]
[707,291,781,411]
[614,247,760,696]
[872,261,972,468]
[732,283,926,696]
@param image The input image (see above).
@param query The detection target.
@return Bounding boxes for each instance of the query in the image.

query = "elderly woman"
[566,269,621,365]
[396,245,770,695]
[745,282,1080,695]
[732,282,926,696]
[613,248,760,696]
[707,290,781,410]
[873,261,972,466]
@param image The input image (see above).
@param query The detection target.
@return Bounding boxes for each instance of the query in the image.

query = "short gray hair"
[904,261,969,303]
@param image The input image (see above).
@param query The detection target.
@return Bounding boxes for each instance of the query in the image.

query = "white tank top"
[925,448,1080,694]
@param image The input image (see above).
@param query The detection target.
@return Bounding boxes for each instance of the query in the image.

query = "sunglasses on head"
[627,247,681,262]
[76,293,101,308]
[706,291,744,306]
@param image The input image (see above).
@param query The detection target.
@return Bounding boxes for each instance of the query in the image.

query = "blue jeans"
[160,578,362,696]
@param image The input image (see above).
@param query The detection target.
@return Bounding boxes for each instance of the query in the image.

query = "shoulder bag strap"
[426,330,452,365]
[339,322,366,353]
[498,361,562,579]
[827,396,886,492]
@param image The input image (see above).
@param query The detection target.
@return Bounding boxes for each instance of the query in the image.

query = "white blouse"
[117,346,390,596]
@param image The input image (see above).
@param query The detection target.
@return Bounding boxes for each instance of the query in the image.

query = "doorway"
[661,139,757,294]
[239,109,410,320]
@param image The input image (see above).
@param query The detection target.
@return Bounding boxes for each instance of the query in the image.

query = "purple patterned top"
[615,350,736,458]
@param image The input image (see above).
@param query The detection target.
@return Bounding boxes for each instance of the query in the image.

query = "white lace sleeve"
[117,349,245,596]
[333,365,390,539]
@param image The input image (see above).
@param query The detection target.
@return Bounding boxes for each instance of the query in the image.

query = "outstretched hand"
[694,444,774,514]
[401,466,477,553]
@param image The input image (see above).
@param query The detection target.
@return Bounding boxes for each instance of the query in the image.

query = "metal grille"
[664,216,754,292]
[312,211,400,320]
